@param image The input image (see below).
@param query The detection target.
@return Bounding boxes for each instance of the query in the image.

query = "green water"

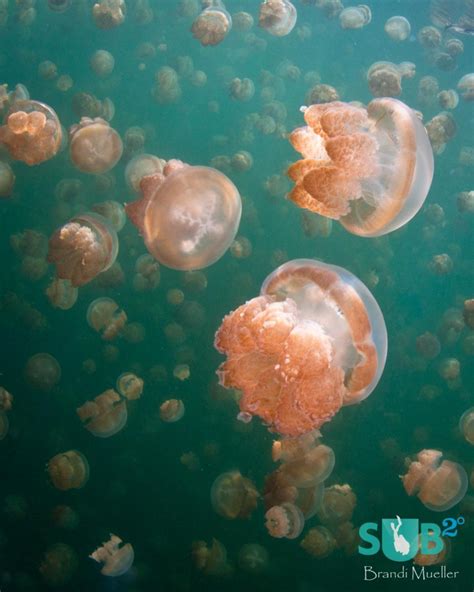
[0,1,473,591]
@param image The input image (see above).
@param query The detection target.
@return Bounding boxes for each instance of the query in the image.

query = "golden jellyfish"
[265,502,304,539]
[401,449,468,511]
[125,161,242,270]
[464,299,474,329]
[152,66,182,104]
[123,322,146,343]
[426,112,457,154]
[300,526,337,558]
[25,353,61,391]
[445,37,463,57]
[259,0,297,37]
[47,450,89,491]
[339,5,371,29]
[301,211,332,238]
[192,538,233,576]
[458,191,474,213]
[417,25,442,48]
[191,1,232,47]
[230,236,252,259]
[0,411,9,440]
[77,389,127,437]
[48,0,71,12]
[92,0,125,29]
[231,151,253,172]
[413,533,449,566]
[367,62,404,98]
[415,332,441,359]
[0,100,62,165]
[428,253,453,275]
[69,118,123,174]
[57,74,74,92]
[229,78,255,102]
[0,161,14,198]
[238,544,268,574]
[215,259,387,437]
[173,363,190,381]
[40,543,78,587]
[92,200,126,232]
[48,213,118,287]
[306,83,340,105]
[0,387,13,411]
[133,253,160,292]
[45,278,78,310]
[287,99,434,237]
[50,505,79,530]
[438,358,460,383]
[90,534,134,576]
[160,398,185,422]
[384,16,411,41]
[459,407,474,445]
[167,288,185,306]
[116,372,143,400]
[38,60,58,81]
[438,88,459,110]
[90,50,115,77]
[317,484,356,525]
[211,470,259,519]
[125,154,165,193]
[457,73,474,101]
[87,298,127,340]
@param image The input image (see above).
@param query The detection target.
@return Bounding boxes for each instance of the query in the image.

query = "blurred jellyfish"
[265,502,304,539]
[384,16,410,41]
[401,449,468,511]
[229,78,255,101]
[416,332,441,359]
[191,1,232,46]
[116,372,143,400]
[215,259,387,436]
[92,0,125,29]
[51,505,79,530]
[160,398,185,422]
[457,190,474,213]
[0,100,62,165]
[317,484,356,525]
[69,118,123,174]
[459,408,474,445]
[339,5,371,29]
[428,253,453,275]
[301,211,332,237]
[38,60,58,80]
[77,389,127,437]
[152,66,182,104]
[300,526,337,558]
[306,83,340,105]
[0,161,15,197]
[211,470,258,519]
[0,387,13,412]
[231,151,253,172]
[90,50,115,77]
[125,154,165,193]
[233,11,254,31]
[48,0,71,12]
[287,99,434,236]
[414,532,449,566]
[438,358,460,383]
[47,450,89,490]
[87,298,127,340]
[230,236,252,259]
[0,411,9,440]
[418,25,442,48]
[426,112,457,154]
[464,299,474,329]
[457,73,474,101]
[125,161,242,270]
[259,0,297,36]
[192,538,233,576]
[48,213,118,287]
[133,253,160,291]
[437,89,459,110]
[91,201,126,232]
[11,229,47,259]
[25,353,61,391]
[40,543,78,586]
[45,278,78,310]
[238,544,268,574]
[90,534,134,576]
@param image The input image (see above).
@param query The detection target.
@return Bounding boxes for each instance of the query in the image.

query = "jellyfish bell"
[91,200,126,232]
[0,161,15,198]
[77,389,127,437]
[125,162,242,271]
[457,73,474,101]
[459,408,474,445]
[47,450,89,491]
[384,16,411,41]
[211,470,259,519]
[69,117,123,174]
[90,534,134,577]
[288,99,434,237]
[48,0,71,12]
[125,153,165,193]
[238,544,268,574]
[159,398,185,422]
[116,372,143,400]
[191,1,232,46]
[265,502,304,539]
[339,5,371,29]
[87,297,127,340]
[259,0,297,37]
[25,353,61,391]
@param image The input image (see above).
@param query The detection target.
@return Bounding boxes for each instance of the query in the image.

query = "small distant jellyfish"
[457,73,474,101]
[287,99,434,236]
[152,66,182,104]
[173,364,190,381]
[69,118,123,174]
[229,78,255,102]
[160,398,185,422]
[437,89,459,110]
[48,0,72,12]
[47,450,89,491]
[90,534,134,577]
[231,151,253,172]
[300,526,337,558]
[464,299,474,329]
[233,11,254,31]
[445,38,463,57]
[125,154,165,193]
[133,253,160,292]
[418,25,442,49]
[230,236,252,259]
[92,201,126,232]
[192,538,233,576]
[459,408,474,445]
[265,502,304,539]
[25,353,61,391]
[87,298,127,340]
[116,372,143,400]
[0,387,13,411]
[401,449,468,511]
[45,278,78,310]
[40,543,78,587]
[92,0,126,29]
[90,50,115,78]
[339,5,371,29]
[48,213,118,287]
[238,544,268,574]
[191,1,232,46]
[367,62,402,97]
[259,0,297,37]
[211,470,259,519]
[438,358,460,382]
[0,162,15,198]
[0,100,62,165]
[125,162,242,271]
[416,332,441,359]
[384,16,411,41]
[0,411,9,440]
[317,484,356,525]
[77,389,127,437]
[428,253,453,275]
[38,60,58,80]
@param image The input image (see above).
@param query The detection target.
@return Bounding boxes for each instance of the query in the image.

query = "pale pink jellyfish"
[47,450,89,490]
[384,16,411,41]
[48,213,118,287]
[159,398,185,422]
[25,353,61,391]
[77,389,127,437]
[459,408,474,445]
[401,449,468,511]
[69,118,123,174]
[87,298,127,340]
[265,502,304,539]
[259,1,297,37]
[45,278,78,310]
[191,1,232,46]
[125,161,241,270]
[215,259,387,437]
[125,154,165,193]
[238,544,268,574]
[90,534,134,576]
[116,372,143,400]
[288,99,434,236]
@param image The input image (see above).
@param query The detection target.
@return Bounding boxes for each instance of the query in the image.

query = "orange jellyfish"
[116,372,143,400]
[87,298,127,340]
[300,526,337,558]
[259,0,297,37]
[265,502,304,539]
[0,100,62,165]
[238,544,268,574]
[401,449,468,511]
[48,213,118,287]
[215,259,387,437]
[317,484,357,525]
[459,408,474,445]
[25,353,61,391]
[125,161,242,270]
[159,398,185,422]
[192,538,233,576]
[287,99,434,236]
[47,450,89,491]
[90,534,134,576]
[211,470,259,519]
[69,117,123,173]
[191,1,232,46]
[76,389,127,437]
[45,278,78,310]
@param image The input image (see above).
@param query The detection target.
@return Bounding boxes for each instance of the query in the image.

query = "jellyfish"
[116,372,143,400]
[25,353,61,391]
[0,161,14,197]
[317,484,356,525]
[401,449,468,511]
[50,505,79,530]
[192,539,233,576]
[125,161,242,270]
[230,236,252,259]
[191,1,232,46]
[0,411,9,440]
[0,387,13,412]
[92,0,125,29]
[339,5,371,29]
[229,78,255,102]
[91,201,126,232]
[125,154,165,193]
[259,0,297,37]
[426,112,457,154]
[367,62,405,98]
[45,278,78,310]
[415,332,441,359]
[287,99,434,237]
[69,117,122,174]
[458,191,474,214]
[90,50,115,77]
[133,254,160,292]
[57,74,73,92]
[215,259,387,437]
[414,533,449,566]
[238,544,268,574]
[384,16,411,41]
[233,11,254,31]
[438,90,459,110]
[47,450,89,491]
[152,66,182,104]
[48,0,71,12]
[457,73,474,101]
[459,408,474,445]
[38,60,58,80]
[40,543,78,586]
[77,389,127,437]
[211,470,259,519]
[0,100,62,165]
[265,502,304,539]
[48,213,118,287]
[464,299,474,329]
[428,253,453,275]
[160,399,185,422]
[90,534,134,576]
[231,151,253,172]
[300,525,337,558]
[418,25,442,48]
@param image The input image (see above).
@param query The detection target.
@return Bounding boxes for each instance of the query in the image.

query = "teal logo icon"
[382,516,418,561]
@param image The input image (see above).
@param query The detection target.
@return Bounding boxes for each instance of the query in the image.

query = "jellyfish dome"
[215,259,387,436]
[90,534,134,577]
[259,1,297,37]
[191,1,232,46]
[125,161,241,270]
[76,389,127,438]
[288,99,434,236]
[459,408,474,445]
[265,502,304,539]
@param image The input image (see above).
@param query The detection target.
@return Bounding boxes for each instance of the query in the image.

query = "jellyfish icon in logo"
[390,516,410,556]
[382,517,419,561]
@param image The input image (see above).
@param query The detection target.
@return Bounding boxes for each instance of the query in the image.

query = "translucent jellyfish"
[428,253,453,275]
[133,254,160,292]
[125,162,242,270]
[384,16,411,41]
[211,470,259,519]
[45,278,78,310]
[300,526,337,558]
[445,38,463,57]
[25,353,61,391]
[426,112,457,154]
[464,299,474,329]
[0,411,9,440]
[301,211,332,237]
[77,389,127,437]
[339,5,371,29]
[265,502,304,539]
[238,544,268,574]
[159,398,185,422]
[91,201,126,232]
[215,259,387,436]
[231,151,253,172]
[457,73,474,101]
[0,386,13,411]
[0,161,15,197]
[230,236,252,259]
[0,100,62,165]
[51,505,79,529]
[233,11,254,31]
[69,118,123,174]
[116,372,143,400]
[125,154,165,193]
[192,539,233,576]
[87,298,127,341]
[413,533,449,566]
[317,484,356,525]
[459,408,474,445]
[306,83,340,105]
[367,61,410,98]
[152,66,182,104]
[48,213,118,287]
[418,25,442,48]
[415,332,441,359]
[191,1,232,46]
[437,89,459,110]
[90,534,134,576]
[38,60,58,81]
[47,450,89,491]
[90,50,115,77]
[401,449,468,511]
[48,0,71,12]
[40,543,78,586]
[287,99,434,237]
[92,0,125,29]
[458,190,474,213]
[258,0,297,37]
[229,78,255,102]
